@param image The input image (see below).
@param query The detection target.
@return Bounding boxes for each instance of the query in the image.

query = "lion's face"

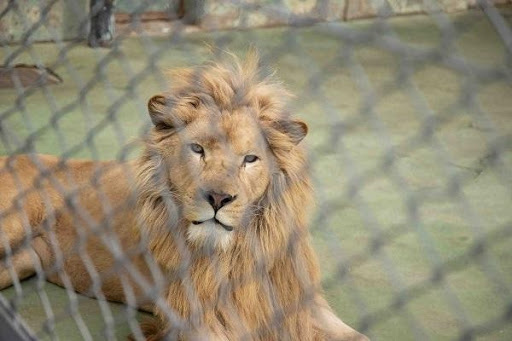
[145,56,307,250]
[172,107,274,250]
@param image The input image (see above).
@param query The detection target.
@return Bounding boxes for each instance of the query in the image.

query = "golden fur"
[0,52,367,340]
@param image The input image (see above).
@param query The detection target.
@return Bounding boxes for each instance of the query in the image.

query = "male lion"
[0,53,367,340]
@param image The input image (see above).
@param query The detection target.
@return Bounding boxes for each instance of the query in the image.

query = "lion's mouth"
[192,219,233,232]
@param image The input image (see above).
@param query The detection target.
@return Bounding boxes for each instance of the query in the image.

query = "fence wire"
[1,0,512,340]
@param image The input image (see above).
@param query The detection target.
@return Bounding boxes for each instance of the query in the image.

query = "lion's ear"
[275,120,308,145]
[148,94,173,130]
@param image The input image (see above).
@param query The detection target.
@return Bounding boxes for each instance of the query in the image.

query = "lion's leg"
[0,246,39,290]
[131,314,230,341]
[0,214,30,258]
[313,296,369,341]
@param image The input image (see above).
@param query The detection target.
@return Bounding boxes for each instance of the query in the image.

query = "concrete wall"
[197,0,512,29]
[1,0,510,43]
[0,0,173,44]
[0,0,89,43]
[115,0,172,12]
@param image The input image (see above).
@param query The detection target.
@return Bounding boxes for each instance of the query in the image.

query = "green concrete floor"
[1,8,512,341]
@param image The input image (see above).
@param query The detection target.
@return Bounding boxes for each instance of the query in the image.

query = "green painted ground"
[1,9,512,341]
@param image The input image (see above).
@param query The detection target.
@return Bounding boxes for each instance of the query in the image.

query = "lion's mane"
[134,52,323,340]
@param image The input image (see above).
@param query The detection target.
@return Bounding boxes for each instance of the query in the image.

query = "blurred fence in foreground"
[1,0,512,340]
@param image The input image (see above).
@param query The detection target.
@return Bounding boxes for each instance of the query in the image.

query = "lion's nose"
[205,191,236,211]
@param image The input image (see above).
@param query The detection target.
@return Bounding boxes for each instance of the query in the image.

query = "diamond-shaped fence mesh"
[1,0,511,340]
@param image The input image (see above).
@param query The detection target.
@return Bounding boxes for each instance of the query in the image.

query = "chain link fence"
[1,0,512,340]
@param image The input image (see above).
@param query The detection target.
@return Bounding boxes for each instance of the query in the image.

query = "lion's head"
[138,52,311,253]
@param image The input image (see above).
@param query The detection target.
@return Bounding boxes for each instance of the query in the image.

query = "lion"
[0,52,368,340]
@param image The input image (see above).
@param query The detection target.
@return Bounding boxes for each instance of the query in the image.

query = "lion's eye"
[243,155,259,164]
[188,98,199,108]
[190,143,204,154]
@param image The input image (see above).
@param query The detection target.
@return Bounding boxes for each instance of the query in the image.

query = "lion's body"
[0,53,367,340]
[0,155,158,309]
